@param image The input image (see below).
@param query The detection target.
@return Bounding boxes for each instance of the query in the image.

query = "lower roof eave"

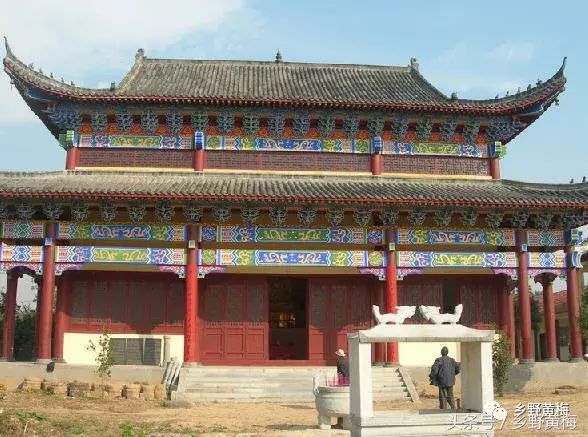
[0,190,586,210]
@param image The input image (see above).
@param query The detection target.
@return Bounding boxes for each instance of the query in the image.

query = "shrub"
[492,330,514,397]
[86,327,114,386]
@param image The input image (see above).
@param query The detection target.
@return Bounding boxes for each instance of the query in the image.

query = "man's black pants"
[438,386,456,409]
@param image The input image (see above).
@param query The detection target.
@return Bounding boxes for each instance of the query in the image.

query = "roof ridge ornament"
[275,50,282,63]
[409,57,419,71]
[135,48,145,63]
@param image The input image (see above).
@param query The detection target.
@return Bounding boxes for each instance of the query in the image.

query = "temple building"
[1,39,587,367]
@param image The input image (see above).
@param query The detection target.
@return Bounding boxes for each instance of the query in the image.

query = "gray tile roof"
[3,39,566,114]
[0,171,587,208]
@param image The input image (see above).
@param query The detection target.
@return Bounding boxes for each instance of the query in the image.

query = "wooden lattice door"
[200,276,268,363]
[308,278,372,363]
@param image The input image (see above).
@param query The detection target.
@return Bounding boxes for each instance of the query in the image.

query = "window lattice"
[383,155,489,176]
[78,149,192,168]
[207,151,370,172]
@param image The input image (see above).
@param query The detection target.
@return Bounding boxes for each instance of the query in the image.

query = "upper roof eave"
[0,171,587,212]
[2,38,567,116]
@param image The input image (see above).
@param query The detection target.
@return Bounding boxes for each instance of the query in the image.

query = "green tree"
[14,305,35,361]
[493,330,514,396]
[86,327,114,386]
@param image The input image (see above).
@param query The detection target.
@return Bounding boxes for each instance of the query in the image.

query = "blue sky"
[0,0,586,300]
[0,0,586,183]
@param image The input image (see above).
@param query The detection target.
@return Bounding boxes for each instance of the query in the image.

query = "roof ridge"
[140,57,413,71]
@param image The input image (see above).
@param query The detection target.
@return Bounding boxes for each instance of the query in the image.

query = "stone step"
[183,367,400,374]
[174,366,415,403]
[184,375,404,386]
[182,391,411,400]
[183,380,407,389]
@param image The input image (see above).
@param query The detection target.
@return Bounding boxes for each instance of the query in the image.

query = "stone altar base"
[314,385,350,430]
[350,410,493,437]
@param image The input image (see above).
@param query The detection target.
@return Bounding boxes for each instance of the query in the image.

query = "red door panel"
[308,278,374,363]
[200,276,268,364]
[308,285,328,361]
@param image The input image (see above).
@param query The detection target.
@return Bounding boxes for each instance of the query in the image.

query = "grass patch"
[17,411,49,422]
[120,421,150,437]
[208,424,227,432]
[70,425,85,435]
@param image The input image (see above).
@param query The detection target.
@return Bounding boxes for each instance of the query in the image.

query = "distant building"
[1,39,587,366]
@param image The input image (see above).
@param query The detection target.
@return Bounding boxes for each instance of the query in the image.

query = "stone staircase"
[173,366,418,403]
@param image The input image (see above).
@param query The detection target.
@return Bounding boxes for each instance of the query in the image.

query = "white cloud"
[425,41,536,99]
[487,42,535,62]
[0,0,254,124]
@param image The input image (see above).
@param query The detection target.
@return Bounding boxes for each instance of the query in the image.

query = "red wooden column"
[52,273,71,362]
[1,271,20,360]
[538,273,558,362]
[373,282,385,364]
[65,147,79,170]
[37,222,56,362]
[517,231,533,363]
[498,278,509,334]
[183,224,200,365]
[507,288,516,358]
[565,246,583,362]
[193,131,205,172]
[34,278,42,360]
[370,136,383,175]
[62,131,79,170]
[488,141,503,180]
[385,229,399,365]
[489,158,501,180]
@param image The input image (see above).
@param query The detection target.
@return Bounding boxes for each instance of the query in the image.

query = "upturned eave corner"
[3,36,13,58]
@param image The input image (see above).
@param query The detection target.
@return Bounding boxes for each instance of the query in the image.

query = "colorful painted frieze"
[199,249,385,267]
[0,221,45,239]
[397,251,518,268]
[204,136,369,154]
[55,246,186,265]
[78,134,192,149]
[381,142,488,158]
[57,223,186,242]
[0,262,43,273]
[201,226,384,244]
[526,230,565,247]
[528,252,566,268]
[0,244,43,263]
[396,229,515,246]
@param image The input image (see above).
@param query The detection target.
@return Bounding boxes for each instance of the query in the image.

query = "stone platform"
[351,410,493,436]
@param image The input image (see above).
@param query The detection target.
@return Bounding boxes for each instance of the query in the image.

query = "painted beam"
[200,249,385,267]
[0,244,44,262]
[79,134,193,149]
[205,136,370,153]
[57,222,187,242]
[396,229,515,246]
[382,142,488,158]
[0,221,45,239]
[526,230,565,247]
[55,246,186,265]
[397,251,518,268]
[202,226,384,244]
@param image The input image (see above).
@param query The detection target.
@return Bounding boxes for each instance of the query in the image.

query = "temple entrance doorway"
[268,277,308,360]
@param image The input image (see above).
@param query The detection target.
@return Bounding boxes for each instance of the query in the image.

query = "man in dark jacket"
[335,349,349,382]
[429,346,460,410]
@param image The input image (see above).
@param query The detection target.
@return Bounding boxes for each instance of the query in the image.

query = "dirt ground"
[0,389,585,436]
